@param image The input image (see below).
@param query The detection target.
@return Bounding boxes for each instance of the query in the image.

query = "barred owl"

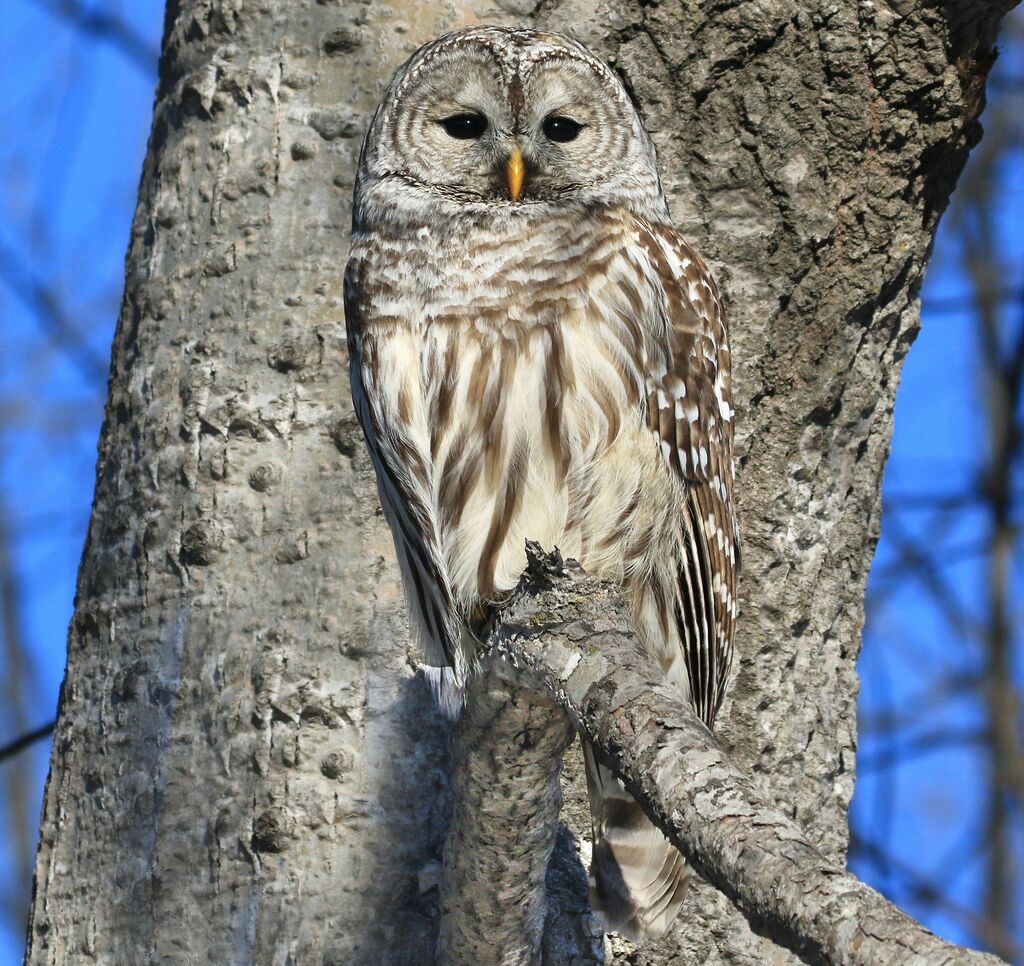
[345,25,738,941]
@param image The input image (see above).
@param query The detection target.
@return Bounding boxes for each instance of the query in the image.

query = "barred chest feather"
[351,208,681,622]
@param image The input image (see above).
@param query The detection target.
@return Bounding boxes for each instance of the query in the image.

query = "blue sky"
[1,2,1021,962]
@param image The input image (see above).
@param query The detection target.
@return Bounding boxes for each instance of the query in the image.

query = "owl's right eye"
[438,113,488,139]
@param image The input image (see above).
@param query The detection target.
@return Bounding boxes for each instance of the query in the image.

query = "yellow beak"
[507,148,525,202]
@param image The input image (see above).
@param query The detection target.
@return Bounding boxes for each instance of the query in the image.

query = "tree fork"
[439,546,1004,966]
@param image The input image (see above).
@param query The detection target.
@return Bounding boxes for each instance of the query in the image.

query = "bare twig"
[856,727,991,773]
[858,669,981,735]
[22,0,159,74]
[0,721,55,763]
[957,136,1024,955]
[921,288,1024,315]
[0,490,41,942]
[0,239,109,384]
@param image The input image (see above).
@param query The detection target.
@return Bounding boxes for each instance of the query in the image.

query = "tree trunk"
[25,1,1016,964]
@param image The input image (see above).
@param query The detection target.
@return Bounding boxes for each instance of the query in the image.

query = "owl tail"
[582,740,690,941]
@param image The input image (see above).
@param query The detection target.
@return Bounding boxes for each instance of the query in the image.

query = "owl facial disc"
[352,25,671,230]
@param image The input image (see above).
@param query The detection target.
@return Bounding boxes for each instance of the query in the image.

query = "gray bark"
[437,667,576,964]
[24,0,1017,964]
[445,548,1004,966]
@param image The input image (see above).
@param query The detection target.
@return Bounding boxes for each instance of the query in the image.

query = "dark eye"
[438,113,488,139]
[542,115,583,143]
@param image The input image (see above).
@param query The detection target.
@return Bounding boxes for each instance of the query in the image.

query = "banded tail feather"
[583,742,690,940]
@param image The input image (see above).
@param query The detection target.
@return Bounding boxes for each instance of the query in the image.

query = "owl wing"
[631,218,739,729]
[345,258,467,707]
[584,215,740,937]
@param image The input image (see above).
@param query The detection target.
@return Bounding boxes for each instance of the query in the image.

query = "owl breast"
[353,208,680,614]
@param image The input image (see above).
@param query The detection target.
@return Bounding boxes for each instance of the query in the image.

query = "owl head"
[352,26,668,232]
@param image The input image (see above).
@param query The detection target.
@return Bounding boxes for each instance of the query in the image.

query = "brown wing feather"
[345,259,466,697]
[636,219,739,729]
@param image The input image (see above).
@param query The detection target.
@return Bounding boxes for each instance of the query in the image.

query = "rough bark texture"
[437,669,576,964]
[447,550,1004,966]
[24,0,1016,964]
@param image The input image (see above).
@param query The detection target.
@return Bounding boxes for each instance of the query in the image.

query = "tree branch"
[0,721,54,763]
[442,546,1005,965]
[22,0,159,75]
[0,238,109,385]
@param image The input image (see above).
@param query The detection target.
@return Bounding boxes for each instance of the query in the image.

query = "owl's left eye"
[438,113,489,139]
[542,115,583,143]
